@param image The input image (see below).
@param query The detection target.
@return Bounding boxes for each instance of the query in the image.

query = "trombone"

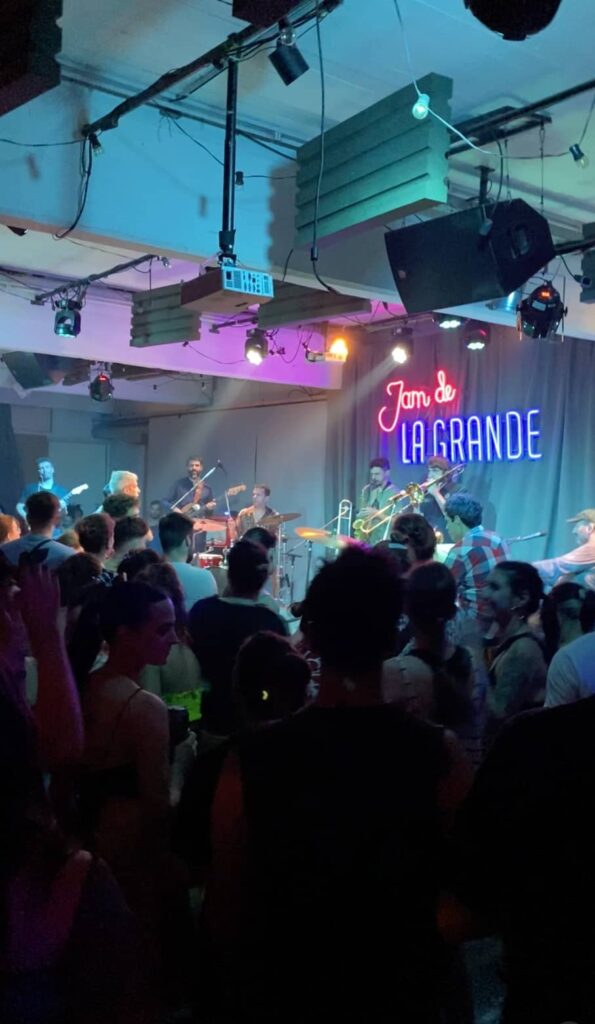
[337,497,353,539]
[354,464,464,538]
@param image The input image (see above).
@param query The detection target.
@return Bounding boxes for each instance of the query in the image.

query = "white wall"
[147,399,328,598]
[9,402,145,514]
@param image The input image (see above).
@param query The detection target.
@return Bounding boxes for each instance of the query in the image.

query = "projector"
[181,266,274,314]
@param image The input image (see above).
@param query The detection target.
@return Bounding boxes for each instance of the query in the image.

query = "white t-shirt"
[545,631,595,707]
[170,560,217,611]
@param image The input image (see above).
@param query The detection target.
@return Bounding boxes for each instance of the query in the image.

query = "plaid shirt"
[445,526,510,618]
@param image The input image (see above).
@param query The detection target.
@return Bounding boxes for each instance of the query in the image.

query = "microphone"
[506,530,547,544]
[217,459,227,473]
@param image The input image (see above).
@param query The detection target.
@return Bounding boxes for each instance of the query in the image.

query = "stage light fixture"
[390,328,413,364]
[89,367,114,402]
[54,298,82,338]
[411,92,430,121]
[245,328,269,366]
[463,0,563,40]
[327,334,349,362]
[464,321,490,351]
[268,20,309,86]
[433,313,464,330]
[516,283,567,339]
[570,143,589,169]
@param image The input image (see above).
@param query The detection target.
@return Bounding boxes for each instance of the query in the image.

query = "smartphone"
[168,705,190,758]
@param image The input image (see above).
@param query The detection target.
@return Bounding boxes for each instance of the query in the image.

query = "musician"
[534,509,595,592]
[165,457,214,512]
[419,455,461,538]
[16,458,68,518]
[356,458,399,543]
[236,485,276,538]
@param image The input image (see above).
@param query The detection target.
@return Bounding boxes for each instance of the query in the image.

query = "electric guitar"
[62,483,89,506]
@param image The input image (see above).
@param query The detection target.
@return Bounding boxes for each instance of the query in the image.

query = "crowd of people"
[2,484,595,1023]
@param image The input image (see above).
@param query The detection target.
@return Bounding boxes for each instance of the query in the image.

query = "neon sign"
[378,370,542,464]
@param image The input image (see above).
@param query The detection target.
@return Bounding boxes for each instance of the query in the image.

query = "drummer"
[236,484,277,538]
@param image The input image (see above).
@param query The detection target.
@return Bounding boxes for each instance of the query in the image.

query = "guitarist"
[16,458,69,518]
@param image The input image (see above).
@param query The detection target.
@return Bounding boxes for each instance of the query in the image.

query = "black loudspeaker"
[0,0,62,116]
[384,200,555,314]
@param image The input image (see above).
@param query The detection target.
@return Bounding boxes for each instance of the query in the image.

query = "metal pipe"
[82,0,341,138]
[448,76,595,156]
[220,60,238,261]
[32,253,159,304]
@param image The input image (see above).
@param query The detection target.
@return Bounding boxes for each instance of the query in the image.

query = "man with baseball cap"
[534,509,595,591]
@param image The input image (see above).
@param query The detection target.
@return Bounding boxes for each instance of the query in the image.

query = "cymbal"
[295,526,331,541]
[294,526,354,549]
[193,519,226,533]
[260,511,301,529]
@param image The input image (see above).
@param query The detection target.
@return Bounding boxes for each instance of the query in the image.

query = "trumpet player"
[354,458,399,542]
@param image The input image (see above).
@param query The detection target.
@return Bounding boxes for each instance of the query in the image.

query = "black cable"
[184,342,245,366]
[0,136,81,148]
[494,141,505,205]
[281,247,294,282]
[166,116,225,165]
[237,129,298,161]
[310,6,336,294]
[559,253,582,281]
[53,138,94,240]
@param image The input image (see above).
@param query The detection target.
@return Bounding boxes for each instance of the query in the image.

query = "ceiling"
[2,0,595,406]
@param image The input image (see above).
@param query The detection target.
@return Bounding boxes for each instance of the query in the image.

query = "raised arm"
[17,563,84,767]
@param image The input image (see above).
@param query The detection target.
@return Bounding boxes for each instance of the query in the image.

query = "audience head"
[405,562,457,632]
[25,492,61,533]
[55,529,82,551]
[580,591,595,634]
[117,547,161,581]
[75,513,114,561]
[57,552,102,607]
[137,561,186,634]
[390,513,436,569]
[301,547,403,675]
[541,582,586,660]
[159,512,193,560]
[485,560,543,626]
[0,514,20,544]
[444,492,482,541]
[227,540,270,599]
[106,470,140,500]
[234,631,309,725]
[243,526,276,573]
[112,516,150,562]
[99,581,177,667]
[102,493,140,520]
[149,500,163,522]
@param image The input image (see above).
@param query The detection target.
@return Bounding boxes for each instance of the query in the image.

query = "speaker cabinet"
[385,200,555,314]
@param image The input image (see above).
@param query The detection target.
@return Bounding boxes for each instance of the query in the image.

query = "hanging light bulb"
[327,335,349,362]
[411,92,430,121]
[569,143,589,169]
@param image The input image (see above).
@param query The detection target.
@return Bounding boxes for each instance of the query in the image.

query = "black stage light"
[464,0,563,41]
[464,321,490,350]
[433,313,464,330]
[54,298,82,337]
[89,369,114,402]
[245,328,269,365]
[516,283,566,339]
[269,21,309,85]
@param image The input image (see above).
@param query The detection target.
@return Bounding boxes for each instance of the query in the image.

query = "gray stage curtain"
[325,325,595,562]
[0,404,23,516]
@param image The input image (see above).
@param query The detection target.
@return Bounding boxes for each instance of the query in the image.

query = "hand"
[362,506,376,519]
[172,731,198,773]
[15,562,61,654]
[204,501,216,511]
